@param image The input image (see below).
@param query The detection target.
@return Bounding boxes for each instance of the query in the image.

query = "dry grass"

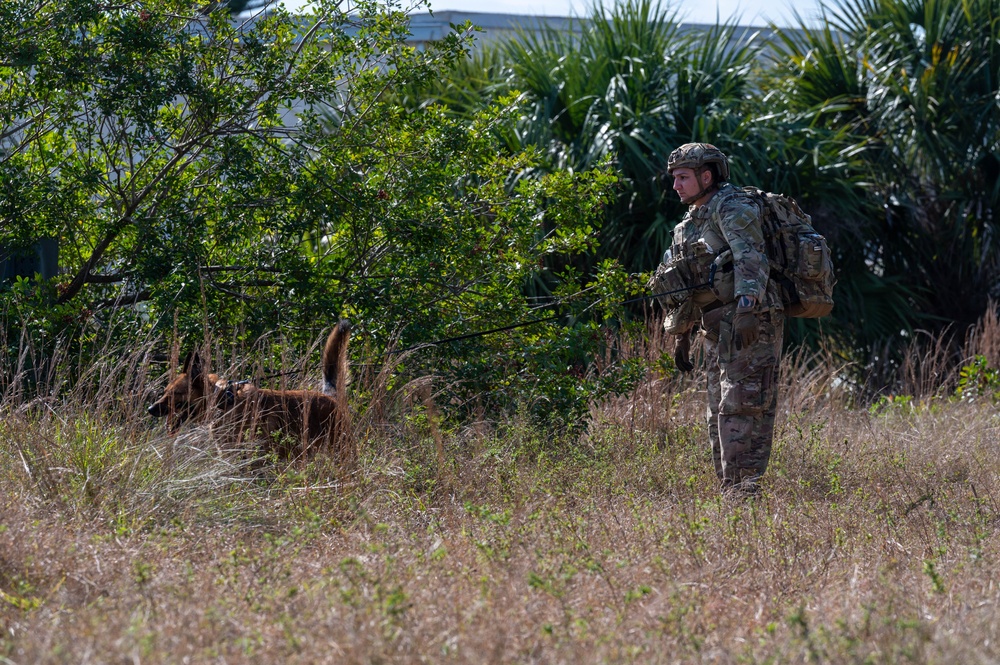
[2,317,1000,664]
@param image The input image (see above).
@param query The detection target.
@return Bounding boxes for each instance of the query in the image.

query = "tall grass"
[2,310,1000,662]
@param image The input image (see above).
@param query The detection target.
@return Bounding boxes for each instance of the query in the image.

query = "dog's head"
[148,351,222,431]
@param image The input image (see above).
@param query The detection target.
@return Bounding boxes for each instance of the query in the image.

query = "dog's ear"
[182,351,204,379]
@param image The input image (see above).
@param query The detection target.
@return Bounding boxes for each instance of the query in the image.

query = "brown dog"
[148,320,352,462]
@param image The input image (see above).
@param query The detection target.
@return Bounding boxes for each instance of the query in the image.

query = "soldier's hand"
[733,310,760,349]
[674,333,694,372]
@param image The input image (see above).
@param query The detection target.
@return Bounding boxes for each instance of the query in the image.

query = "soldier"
[651,143,784,495]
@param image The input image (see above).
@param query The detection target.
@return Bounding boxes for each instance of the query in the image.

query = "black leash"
[235,267,717,380]
[388,264,718,354]
[621,261,718,306]
[618,278,714,306]
[388,314,561,354]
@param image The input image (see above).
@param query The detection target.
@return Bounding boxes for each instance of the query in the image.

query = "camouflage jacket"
[660,183,782,334]
[667,183,782,319]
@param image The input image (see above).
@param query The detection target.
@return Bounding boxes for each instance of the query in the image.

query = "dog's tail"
[322,319,351,398]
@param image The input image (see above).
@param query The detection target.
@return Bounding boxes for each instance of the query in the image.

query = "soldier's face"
[672,167,713,206]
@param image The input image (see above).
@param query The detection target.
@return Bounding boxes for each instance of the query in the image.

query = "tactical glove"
[674,333,694,372]
[733,309,760,349]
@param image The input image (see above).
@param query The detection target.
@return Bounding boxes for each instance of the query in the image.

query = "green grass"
[2,321,1000,663]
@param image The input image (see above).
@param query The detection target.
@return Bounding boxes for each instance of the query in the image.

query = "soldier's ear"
[700,167,715,188]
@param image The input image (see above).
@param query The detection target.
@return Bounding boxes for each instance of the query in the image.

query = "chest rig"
[650,185,758,335]
[671,187,745,307]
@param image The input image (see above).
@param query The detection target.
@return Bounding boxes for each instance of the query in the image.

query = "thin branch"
[84,273,130,284]
[200,265,285,273]
[96,289,151,310]
[57,225,124,305]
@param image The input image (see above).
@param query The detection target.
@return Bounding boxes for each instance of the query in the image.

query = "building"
[406,10,583,49]
[403,10,777,51]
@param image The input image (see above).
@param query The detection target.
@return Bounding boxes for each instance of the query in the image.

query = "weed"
[2,316,1000,662]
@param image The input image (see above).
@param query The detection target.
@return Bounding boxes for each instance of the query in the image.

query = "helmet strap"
[679,166,718,206]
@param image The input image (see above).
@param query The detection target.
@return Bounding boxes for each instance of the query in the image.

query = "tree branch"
[200,265,285,273]
[84,273,130,284]
[56,225,124,304]
[96,289,151,310]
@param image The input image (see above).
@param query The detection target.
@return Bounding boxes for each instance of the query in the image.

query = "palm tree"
[408,0,764,284]
[503,0,765,275]
[404,0,1000,375]
[768,0,1000,387]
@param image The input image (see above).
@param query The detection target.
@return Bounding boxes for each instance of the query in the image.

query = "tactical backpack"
[651,186,836,319]
[746,188,836,318]
[708,188,836,318]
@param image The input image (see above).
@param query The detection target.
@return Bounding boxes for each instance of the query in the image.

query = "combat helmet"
[666,143,730,181]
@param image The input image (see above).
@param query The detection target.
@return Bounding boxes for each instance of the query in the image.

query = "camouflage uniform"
[657,148,784,492]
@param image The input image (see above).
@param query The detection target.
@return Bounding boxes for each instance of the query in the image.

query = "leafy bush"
[1,0,640,427]
[955,355,1000,404]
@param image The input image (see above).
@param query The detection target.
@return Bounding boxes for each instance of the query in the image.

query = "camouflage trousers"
[702,304,784,489]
